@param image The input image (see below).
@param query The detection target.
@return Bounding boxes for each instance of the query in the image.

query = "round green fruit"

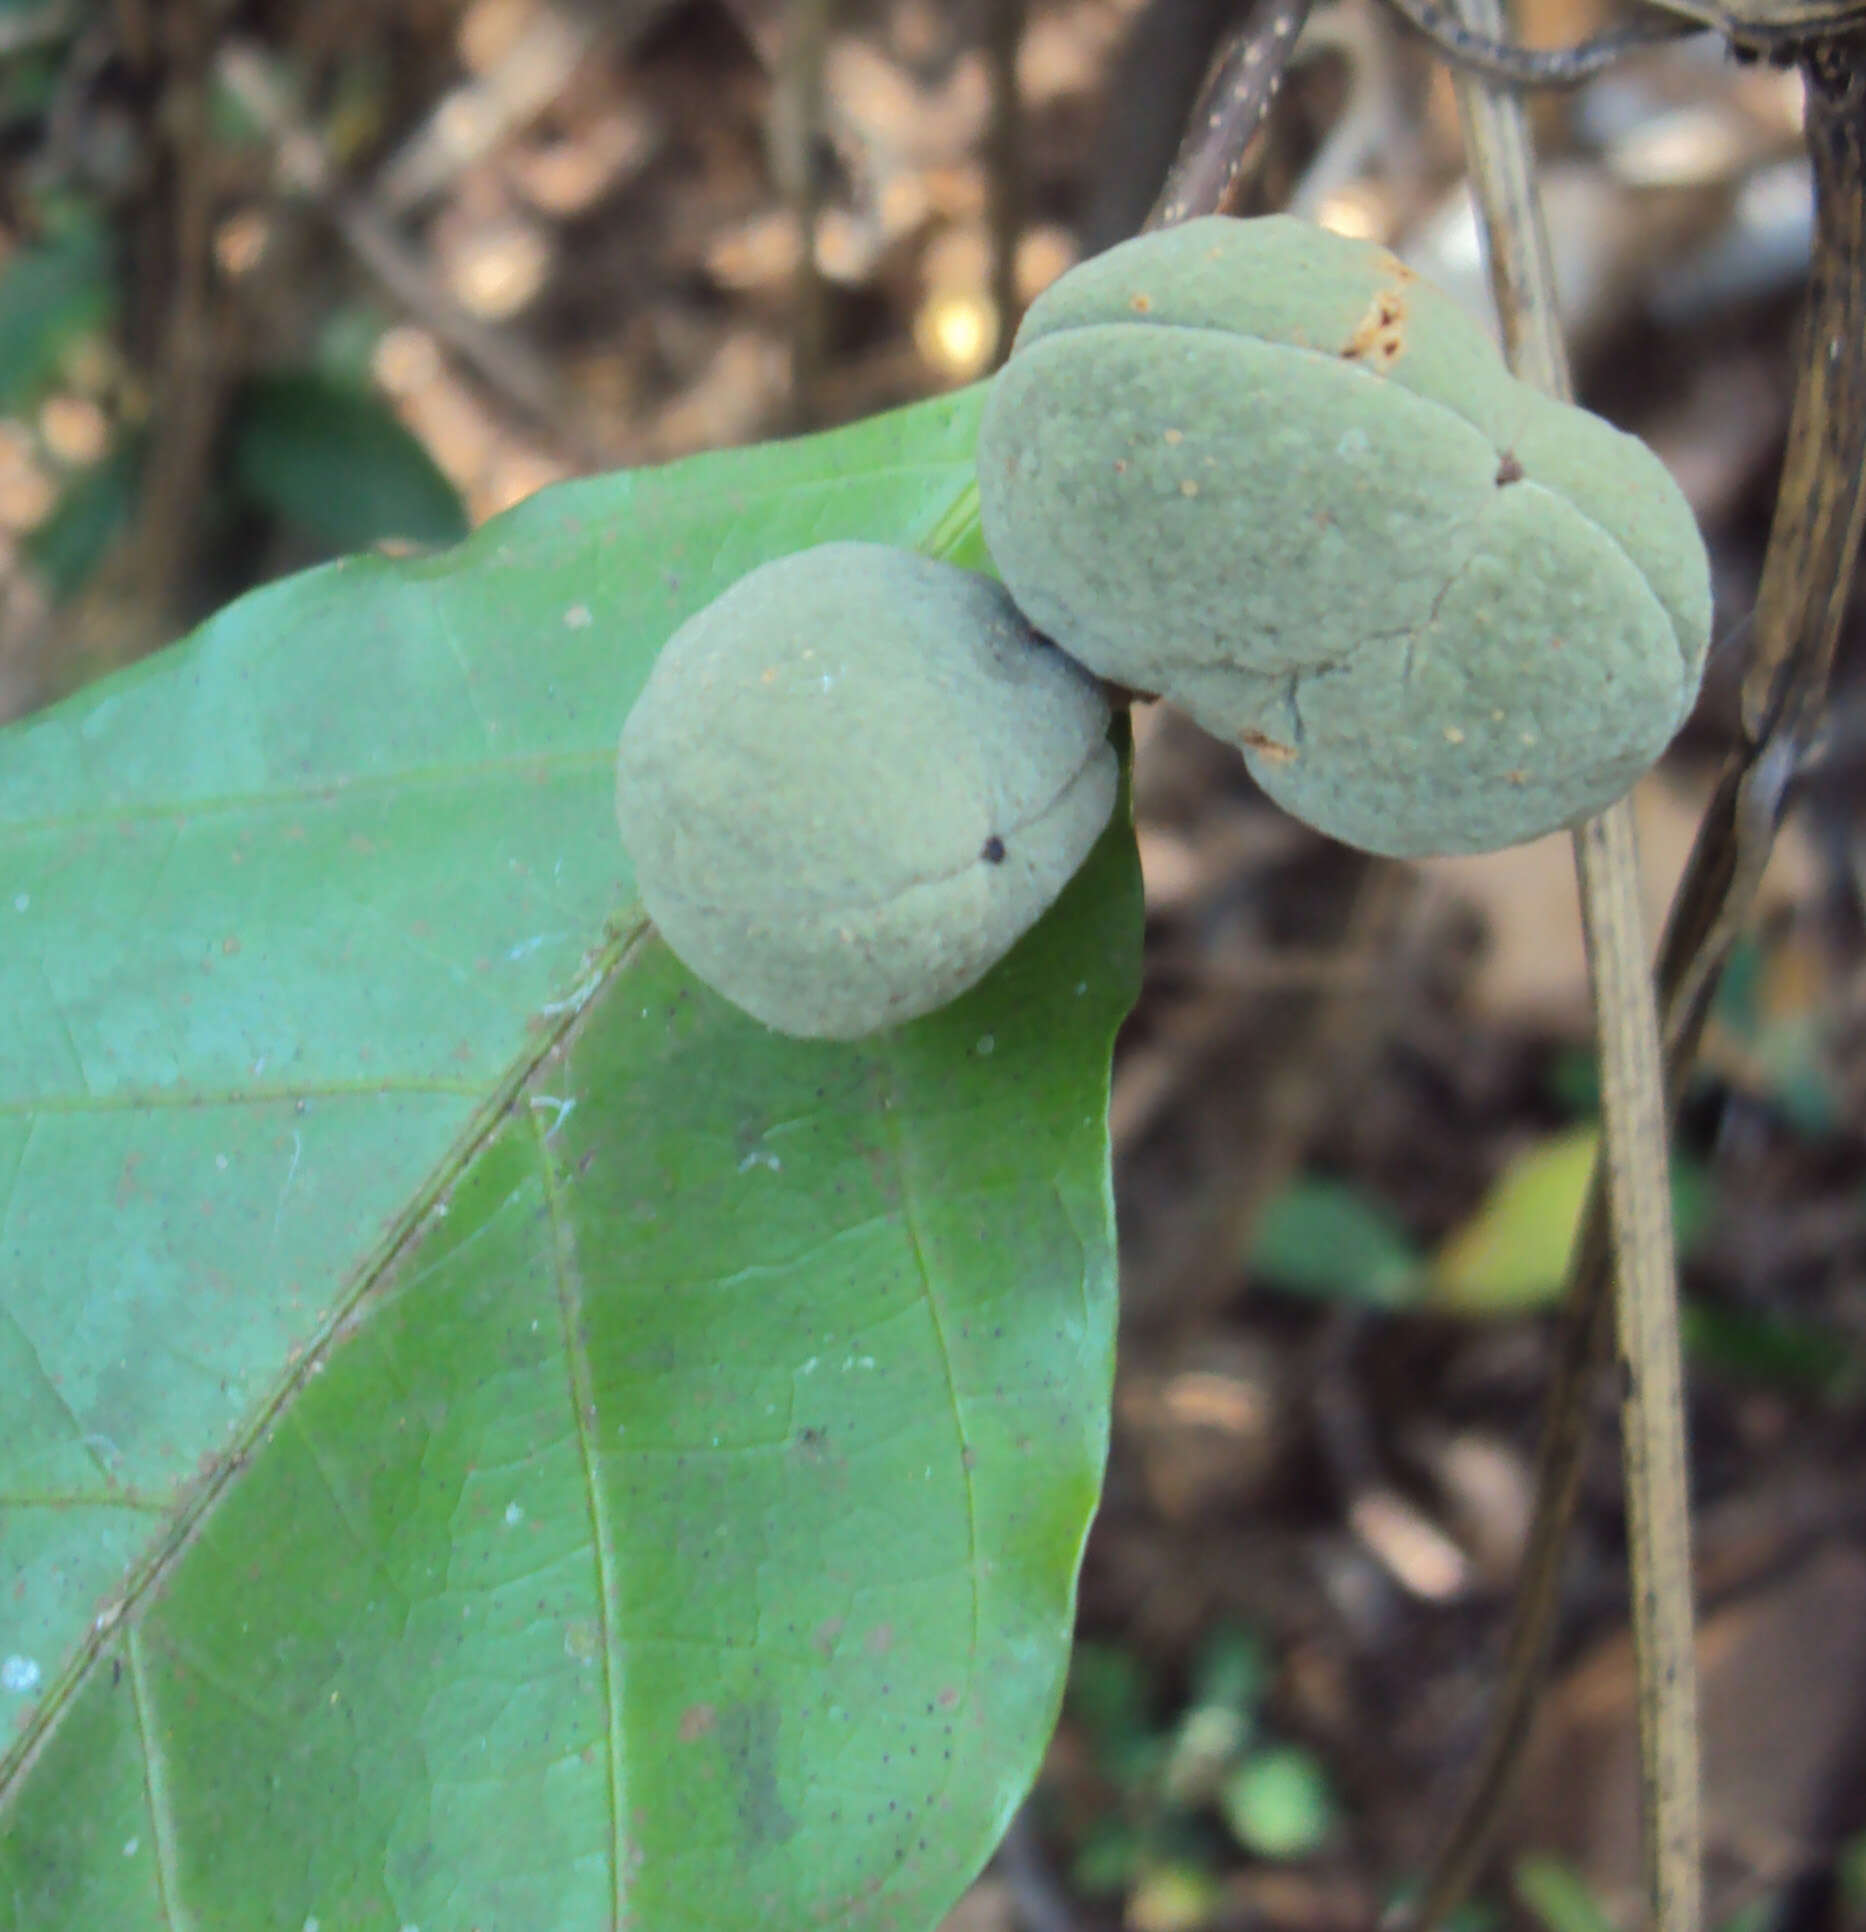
[615,541,1118,1040]
[977,215,1712,858]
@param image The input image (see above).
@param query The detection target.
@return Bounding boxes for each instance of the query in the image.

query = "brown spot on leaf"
[679,1703,717,1742]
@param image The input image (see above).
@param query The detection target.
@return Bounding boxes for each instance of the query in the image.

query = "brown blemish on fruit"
[1130,292,1153,313]
[1240,730,1297,765]
[1496,452,1525,486]
[1342,285,1408,372]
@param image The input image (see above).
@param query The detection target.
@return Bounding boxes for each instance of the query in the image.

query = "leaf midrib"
[0,914,653,1801]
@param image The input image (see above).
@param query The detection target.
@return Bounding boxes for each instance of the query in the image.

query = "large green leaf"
[0,384,1143,1930]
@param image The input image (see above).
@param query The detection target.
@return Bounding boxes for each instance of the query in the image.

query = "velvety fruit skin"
[615,541,1117,1040]
[977,215,1713,858]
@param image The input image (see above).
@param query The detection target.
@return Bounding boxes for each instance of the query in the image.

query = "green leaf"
[0,382,1145,1931]
[1248,1176,1422,1307]
[1218,1744,1336,1861]
[0,210,113,410]
[230,370,469,552]
[1426,1127,1710,1316]
[1512,1857,1619,1932]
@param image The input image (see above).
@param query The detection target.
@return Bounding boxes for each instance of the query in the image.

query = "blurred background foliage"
[3,1,1865,1928]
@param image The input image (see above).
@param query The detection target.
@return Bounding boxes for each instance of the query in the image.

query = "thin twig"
[110,0,227,645]
[1380,0,1694,88]
[1406,28,1866,1931]
[1420,9,1705,1932]
[1146,0,1323,230]
[983,0,1030,365]
[772,0,836,427]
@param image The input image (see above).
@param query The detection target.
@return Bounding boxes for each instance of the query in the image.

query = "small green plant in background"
[1055,1624,1341,1929]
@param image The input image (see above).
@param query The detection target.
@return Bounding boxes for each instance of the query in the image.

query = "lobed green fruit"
[977,215,1713,858]
[615,541,1117,1040]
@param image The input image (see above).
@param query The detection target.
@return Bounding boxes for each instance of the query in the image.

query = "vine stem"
[1429,9,1704,1932]
[1409,26,1866,1930]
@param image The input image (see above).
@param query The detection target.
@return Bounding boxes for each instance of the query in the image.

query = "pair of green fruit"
[616,216,1713,1041]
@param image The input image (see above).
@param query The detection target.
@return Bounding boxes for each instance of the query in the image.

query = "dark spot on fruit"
[981,836,1006,864]
[1496,452,1525,486]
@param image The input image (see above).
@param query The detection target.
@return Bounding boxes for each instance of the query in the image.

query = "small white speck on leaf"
[504,1502,524,1528]
[976,1035,995,1056]
[737,1149,782,1173]
[564,604,592,628]
[2,1655,41,1694]
[123,1839,139,1856]
[12,894,26,913]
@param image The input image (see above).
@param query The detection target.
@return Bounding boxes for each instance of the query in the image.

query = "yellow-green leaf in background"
[1427,1126,1710,1315]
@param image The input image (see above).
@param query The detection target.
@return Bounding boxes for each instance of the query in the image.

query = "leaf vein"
[538,1111,628,1929]
[127,1627,192,1932]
